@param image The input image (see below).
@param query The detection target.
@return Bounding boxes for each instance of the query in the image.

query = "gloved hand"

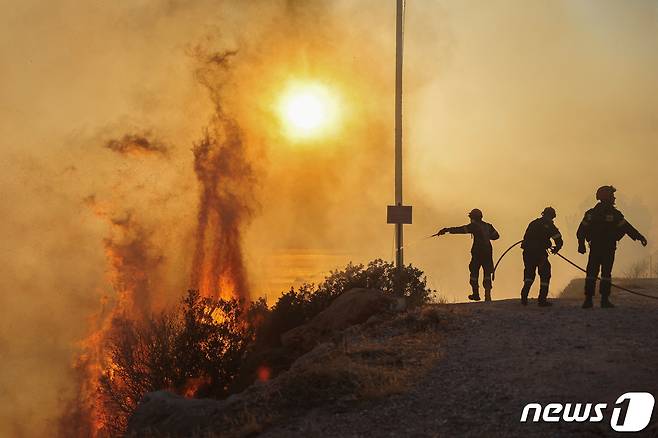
[578,241,587,254]
[550,246,561,254]
[639,236,648,247]
[437,228,448,236]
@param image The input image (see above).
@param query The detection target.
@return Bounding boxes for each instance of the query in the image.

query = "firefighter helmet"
[468,208,483,220]
[541,207,556,219]
[596,185,616,202]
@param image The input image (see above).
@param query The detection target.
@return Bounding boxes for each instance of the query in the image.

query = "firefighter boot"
[467,276,481,301]
[468,292,481,301]
[601,295,615,308]
[538,298,552,307]
[468,276,480,301]
[520,284,530,306]
[582,295,593,309]
[484,288,492,302]
[521,293,528,306]
[538,284,552,307]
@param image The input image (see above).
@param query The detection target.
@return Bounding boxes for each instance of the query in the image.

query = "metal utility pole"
[387,0,412,269]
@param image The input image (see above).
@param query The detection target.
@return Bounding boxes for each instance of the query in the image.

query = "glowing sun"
[277,81,340,140]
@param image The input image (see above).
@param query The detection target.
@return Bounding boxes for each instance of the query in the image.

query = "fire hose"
[491,240,658,300]
[492,240,523,281]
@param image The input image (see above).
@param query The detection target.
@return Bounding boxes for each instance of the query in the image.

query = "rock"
[281,288,394,351]
[127,387,267,437]
[126,391,222,437]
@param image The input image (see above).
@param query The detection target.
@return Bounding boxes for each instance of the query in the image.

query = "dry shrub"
[100,290,267,431]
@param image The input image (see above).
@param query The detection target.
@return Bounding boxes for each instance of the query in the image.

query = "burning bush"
[96,290,267,435]
[83,260,433,436]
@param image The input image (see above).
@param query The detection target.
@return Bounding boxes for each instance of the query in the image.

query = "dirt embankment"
[130,290,658,437]
[127,291,447,437]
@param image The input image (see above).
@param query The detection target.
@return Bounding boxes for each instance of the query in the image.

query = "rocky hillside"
[128,289,658,437]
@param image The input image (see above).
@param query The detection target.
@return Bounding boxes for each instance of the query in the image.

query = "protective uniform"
[577,186,646,308]
[439,210,500,301]
[520,207,563,306]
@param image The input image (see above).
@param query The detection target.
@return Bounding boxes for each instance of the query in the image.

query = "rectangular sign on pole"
[387,205,412,224]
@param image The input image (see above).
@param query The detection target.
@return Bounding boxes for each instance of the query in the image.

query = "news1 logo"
[520,392,655,432]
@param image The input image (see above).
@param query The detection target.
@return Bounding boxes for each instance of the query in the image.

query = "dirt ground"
[263,293,658,437]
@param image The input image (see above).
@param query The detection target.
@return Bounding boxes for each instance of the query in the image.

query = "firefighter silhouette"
[438,209,500,302]
[577,186,648,308]
[520,207,563,307]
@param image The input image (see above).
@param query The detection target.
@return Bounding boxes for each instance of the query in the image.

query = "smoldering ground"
[1,1,658,436]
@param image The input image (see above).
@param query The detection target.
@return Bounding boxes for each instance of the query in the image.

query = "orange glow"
[218,274,238,299]
[183,376,211,398]
[197,270,240,300]
[257,365,271,382]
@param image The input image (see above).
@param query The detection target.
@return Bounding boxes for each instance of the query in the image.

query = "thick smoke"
[102,214,164,320]
[2,1,658,437]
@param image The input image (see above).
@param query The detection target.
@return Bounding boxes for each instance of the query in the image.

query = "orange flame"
[59,210,162,437]
[63,50,257,436]
[190,123,254,301]
[182,376,212,398]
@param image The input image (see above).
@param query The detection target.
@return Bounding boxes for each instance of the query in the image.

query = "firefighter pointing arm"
[437,209,500,302]
[576,186,648,309]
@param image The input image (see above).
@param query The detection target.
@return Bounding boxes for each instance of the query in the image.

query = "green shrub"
[261,259,434,346]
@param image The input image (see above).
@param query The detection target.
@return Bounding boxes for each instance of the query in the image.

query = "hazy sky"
[1,1,658,435]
